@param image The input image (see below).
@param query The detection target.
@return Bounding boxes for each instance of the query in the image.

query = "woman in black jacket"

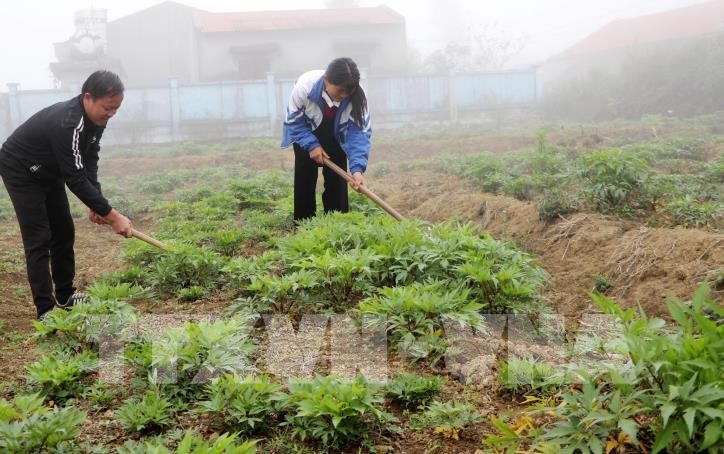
[0,70,133,320]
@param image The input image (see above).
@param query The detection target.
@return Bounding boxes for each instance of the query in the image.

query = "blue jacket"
[281,70,372,173]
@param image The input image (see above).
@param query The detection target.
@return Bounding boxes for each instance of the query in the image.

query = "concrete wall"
[195,23,407,81]
[106,2,202,86]
[0,70,537,145]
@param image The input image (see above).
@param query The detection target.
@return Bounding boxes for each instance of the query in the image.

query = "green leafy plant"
[25,351,97,401]
[660,195,722,228]
[593,285,724,453]
[33,299,137,352]
[579,148,651,214]
[82,381,119,411]
[118,429,257,454]
[132,317,256,401]
[196,373,284,433]
[0,393,86,452]
[209,229,246,256]
[538,379,647,453]
[247,270,320,314]
[523,285,724,453]
[177,285,206,302]
[293,249,380,307]
[116,389,174,434]
[592,273,613,294]
[357,281,484,363]
[385,373,444,408]
[409,400,482,440]
[87,282,147,302]
[281,375,394,448]
[537,188,578,222]
[148,245,225,294]
[499,356,566,395]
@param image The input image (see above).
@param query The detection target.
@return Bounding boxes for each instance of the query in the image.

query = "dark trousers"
[0,155,75,317]
[293,141,349,222]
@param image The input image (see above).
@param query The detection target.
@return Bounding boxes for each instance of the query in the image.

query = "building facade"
[51,1,407,88]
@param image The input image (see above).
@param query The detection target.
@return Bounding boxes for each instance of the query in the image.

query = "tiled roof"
[558,0,724,59]
[196,6,404,33]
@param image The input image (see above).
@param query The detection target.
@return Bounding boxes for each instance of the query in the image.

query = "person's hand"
[309,146,329,165]
[103,209,133,238]
[88,210,104,225]
[350,172,366,191]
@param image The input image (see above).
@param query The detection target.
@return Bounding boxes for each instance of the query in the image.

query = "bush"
[704,152,724,183]
[33,299,137,352]
[465,157,509,193]
[523,285,724,453]
[177,286,206,302]
[592,273,613,294]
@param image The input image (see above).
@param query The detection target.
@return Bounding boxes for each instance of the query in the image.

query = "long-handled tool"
[128,228,167,250]
[322,158,404,221]
[103,219,167,250]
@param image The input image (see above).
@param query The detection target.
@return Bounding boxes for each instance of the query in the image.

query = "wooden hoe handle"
[322,158,404,221]
[130,228,167,250]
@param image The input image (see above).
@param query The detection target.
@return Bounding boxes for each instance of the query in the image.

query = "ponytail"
[325,57,367,128]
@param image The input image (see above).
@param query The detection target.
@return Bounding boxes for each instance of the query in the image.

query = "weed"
[592,273,613,294]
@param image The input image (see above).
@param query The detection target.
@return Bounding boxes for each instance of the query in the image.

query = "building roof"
[109,1,207,24]
[557,0,724,59]
[196,5,404,33]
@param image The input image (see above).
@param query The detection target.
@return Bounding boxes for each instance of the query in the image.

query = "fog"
[0,0,720,133]
[0,0,711,89]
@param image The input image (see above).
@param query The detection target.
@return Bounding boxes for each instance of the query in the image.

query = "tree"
[424,23,525,73]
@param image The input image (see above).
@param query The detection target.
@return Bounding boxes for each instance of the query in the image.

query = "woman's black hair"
[81,70,124,99]
[325,57,367,128]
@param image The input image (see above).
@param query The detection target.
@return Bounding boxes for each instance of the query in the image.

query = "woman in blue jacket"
[281,57,371,222]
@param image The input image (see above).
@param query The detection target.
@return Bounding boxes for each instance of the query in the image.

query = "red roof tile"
[197,6,404,33]
[558,0,724,59]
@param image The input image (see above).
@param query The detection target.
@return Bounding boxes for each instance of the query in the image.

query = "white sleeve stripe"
[72,116,84,170]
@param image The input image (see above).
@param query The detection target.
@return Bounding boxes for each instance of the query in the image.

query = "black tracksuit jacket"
[0,95,114,316]
[0,94,111,216]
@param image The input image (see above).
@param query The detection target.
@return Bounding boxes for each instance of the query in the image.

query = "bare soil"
[0,126,721,452]
[371,170,723,319]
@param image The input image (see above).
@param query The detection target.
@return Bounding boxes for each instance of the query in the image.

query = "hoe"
[322,158,404,221]
[104,219,167,250]
[110,160,402,250]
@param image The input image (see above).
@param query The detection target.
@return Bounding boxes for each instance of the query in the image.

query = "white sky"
[0,0,712,90]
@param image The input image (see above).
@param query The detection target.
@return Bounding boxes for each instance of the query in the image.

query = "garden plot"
[0,118,722,452]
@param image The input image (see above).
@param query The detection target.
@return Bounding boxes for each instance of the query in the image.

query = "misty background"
[0,0,721,141]
[0,0,712,89]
